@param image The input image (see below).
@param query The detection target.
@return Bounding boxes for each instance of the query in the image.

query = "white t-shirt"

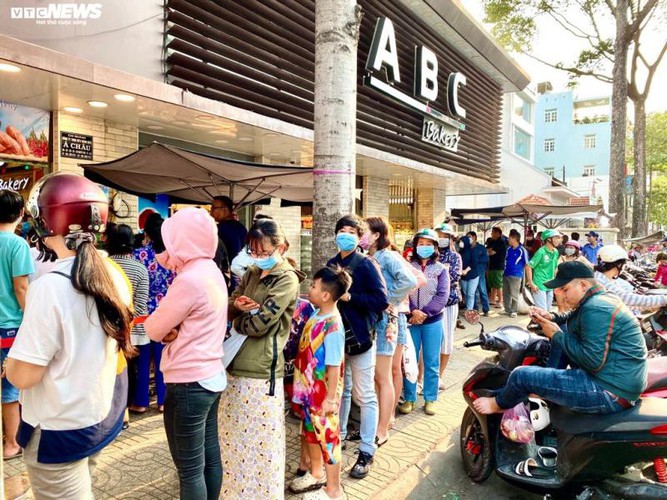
[10,256,130,442]
[28,247,59,283]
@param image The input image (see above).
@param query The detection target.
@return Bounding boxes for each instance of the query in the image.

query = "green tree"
[484,0,664,237]
[649,175,667,225]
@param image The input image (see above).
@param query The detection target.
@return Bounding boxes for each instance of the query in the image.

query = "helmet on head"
[414,228,438,243]
[436,223,456,236]
[27,172,108,238]
[597,245,628,264]
[528,397,550,432]
[565,240,581,249]
[541,229,561,240]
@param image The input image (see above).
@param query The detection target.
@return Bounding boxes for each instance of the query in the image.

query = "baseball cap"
[544,261,594,289]
[585,231,599,238]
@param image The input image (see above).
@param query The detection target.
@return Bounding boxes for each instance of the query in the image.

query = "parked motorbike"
[460,314,667,499]
[637,300,667,358]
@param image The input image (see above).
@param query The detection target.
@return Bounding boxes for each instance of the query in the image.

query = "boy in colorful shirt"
[290,267,351,499]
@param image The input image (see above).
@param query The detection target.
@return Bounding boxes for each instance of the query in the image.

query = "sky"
[459,0,667,114]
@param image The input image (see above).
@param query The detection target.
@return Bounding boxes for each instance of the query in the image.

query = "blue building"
[534,85,611,182]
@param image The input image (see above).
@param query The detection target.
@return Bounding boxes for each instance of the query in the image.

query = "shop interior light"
[238,136,254,142]
[196,114,216,121]
[63,106,83,114]
[24,165,30,170]
[0,63,21,73]
[114,94,135,102]
[88,100,108,108]
[145,125,164,130]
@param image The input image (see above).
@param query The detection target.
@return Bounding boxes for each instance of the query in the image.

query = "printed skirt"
[218,374,285,500]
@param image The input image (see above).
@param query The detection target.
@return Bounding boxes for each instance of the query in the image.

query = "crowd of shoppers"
[4,171,654,500]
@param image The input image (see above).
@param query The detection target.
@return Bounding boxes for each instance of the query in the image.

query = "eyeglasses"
[246,247,275,259]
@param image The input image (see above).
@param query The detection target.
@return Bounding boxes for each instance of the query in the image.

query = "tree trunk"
[608,0,630,237]
[311,0,362,271]
[631,98,648,237]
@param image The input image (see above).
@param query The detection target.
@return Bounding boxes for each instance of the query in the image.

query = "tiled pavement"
[4,312,525,499]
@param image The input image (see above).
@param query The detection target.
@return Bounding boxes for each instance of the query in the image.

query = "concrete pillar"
[362,176,390,219]
[415,188,446,229]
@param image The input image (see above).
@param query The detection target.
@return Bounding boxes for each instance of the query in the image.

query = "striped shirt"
[595,271,667,314]
[111,255,150,345]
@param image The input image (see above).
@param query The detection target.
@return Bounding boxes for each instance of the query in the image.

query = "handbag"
[402,329,418,383]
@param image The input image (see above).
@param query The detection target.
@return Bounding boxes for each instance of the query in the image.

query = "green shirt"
[528,245,559,291]
[0,231,34,328]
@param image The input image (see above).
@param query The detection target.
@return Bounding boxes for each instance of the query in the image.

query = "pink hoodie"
[145,207,227,383]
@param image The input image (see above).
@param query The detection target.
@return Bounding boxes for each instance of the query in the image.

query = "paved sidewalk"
[4,312,528,499]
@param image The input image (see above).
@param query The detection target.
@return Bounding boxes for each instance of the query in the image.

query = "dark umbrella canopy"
[82,142,313,205]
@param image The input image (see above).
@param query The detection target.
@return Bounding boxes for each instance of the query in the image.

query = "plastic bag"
[402,331,419,383]
[501,403,535,444]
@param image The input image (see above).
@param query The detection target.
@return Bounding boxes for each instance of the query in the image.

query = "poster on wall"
[0,101,50,162]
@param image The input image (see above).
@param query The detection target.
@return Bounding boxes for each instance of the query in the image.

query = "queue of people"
[0,172,657,500]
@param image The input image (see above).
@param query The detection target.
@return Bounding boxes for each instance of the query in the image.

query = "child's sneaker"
[289,471,326,493]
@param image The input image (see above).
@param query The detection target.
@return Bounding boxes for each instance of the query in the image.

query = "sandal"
[375,436,389,447]
[538,447,558,468]
[128,406,147,414]
[514,458,553,478]
[3,449,22,461]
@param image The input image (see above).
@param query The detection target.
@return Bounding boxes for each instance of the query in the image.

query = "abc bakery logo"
[10,3,102,20]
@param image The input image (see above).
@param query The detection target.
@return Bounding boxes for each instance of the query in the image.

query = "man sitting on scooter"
[474,261,648,415]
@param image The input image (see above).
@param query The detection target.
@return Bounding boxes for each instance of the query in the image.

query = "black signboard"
[61,132,93,160]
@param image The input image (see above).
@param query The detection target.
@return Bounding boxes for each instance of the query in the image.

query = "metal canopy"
[82,142,313,207]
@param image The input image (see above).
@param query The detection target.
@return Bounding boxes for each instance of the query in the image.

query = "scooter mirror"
[464,309,480,325]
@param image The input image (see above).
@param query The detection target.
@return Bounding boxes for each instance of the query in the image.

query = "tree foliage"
[649,174,667,225]
[647,112,667,174]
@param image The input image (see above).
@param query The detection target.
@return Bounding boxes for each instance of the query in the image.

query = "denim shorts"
[1,327,20,403]
[396,314,408,346]
[375,312,396,357]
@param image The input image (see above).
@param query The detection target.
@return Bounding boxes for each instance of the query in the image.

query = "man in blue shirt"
[581,231,603,265]
[0,190,34,459]
[503,229,530,317]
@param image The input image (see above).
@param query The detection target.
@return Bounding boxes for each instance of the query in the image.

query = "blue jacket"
[472,243,489,274]
[374,249,417,306]
[459,236,479,280]
[327,251,389,347]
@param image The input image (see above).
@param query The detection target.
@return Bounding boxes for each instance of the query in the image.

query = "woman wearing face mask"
[219,218,305,499]
[399,229,449,416]
[458,235,478,312]
[594,245,667,314]
[435,224,462,388]
[360,217,417,444]
[558,240,590,266]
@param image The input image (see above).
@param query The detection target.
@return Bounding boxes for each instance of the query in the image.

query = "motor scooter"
[460,313,667,499]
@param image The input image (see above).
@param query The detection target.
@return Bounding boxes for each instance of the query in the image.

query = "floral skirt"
[218,374,285,500]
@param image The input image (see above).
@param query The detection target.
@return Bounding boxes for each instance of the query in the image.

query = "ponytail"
[71,242,136,358]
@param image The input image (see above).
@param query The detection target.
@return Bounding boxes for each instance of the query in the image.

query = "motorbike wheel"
[460,407,494,483]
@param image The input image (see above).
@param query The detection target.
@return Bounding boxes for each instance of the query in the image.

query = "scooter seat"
[646,356,667,391]
[551,397,667,434]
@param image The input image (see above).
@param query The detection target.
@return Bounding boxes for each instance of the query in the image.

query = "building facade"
[0,0,529,266]
[534,85,612,208]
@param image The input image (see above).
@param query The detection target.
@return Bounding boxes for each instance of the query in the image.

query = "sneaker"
[438,379,446,391]
[289,471,326,493]
[350,451,374,479]
[483,311,489,317]
[424,401,437,416]
[347,429,361,441]
[302,489,348,500]
[398,401,414,414]
[510,312,517,318]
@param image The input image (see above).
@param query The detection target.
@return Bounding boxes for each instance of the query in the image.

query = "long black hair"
[105,224,135,256]
[70,237,136,358]
[143,213,166,253]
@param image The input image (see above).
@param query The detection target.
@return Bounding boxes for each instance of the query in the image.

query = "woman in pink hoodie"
[144,207,227,500]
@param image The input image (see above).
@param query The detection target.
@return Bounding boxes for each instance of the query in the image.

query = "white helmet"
[597,245,629,263]
[529,397,550,432]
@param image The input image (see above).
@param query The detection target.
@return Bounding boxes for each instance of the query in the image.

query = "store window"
[544,167,555,177]
[545,109,558,123]
[583,165,596,177]
[514,95,533,124]
[584,134,597,149]
[544,138,556,152]
[513,126,532,160]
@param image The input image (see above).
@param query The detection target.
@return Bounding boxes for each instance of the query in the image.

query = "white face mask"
[438,238,450,248]
[564,247,576,256]
[459,241,465,249]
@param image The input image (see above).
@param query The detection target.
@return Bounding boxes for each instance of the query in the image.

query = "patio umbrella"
[82,142,313,207]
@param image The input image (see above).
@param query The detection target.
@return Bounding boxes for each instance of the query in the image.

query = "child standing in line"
[290,267,351,500]
[655,253,667,288]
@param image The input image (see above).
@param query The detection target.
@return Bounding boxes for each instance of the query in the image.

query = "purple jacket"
[408,259,449,324]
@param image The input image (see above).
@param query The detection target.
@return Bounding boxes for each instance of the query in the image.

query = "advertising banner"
[0,101,50,162]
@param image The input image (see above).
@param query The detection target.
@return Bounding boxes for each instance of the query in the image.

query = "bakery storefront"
[0,0,527,261]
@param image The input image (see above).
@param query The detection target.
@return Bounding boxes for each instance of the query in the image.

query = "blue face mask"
[254,252,279,271]
[336,233,358,252]
[416,245,435,259]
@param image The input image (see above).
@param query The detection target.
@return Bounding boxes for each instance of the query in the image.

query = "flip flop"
[514,458,553,478]
[3,449,22,461]
[538,446,558,468]
[375,436,389,447]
